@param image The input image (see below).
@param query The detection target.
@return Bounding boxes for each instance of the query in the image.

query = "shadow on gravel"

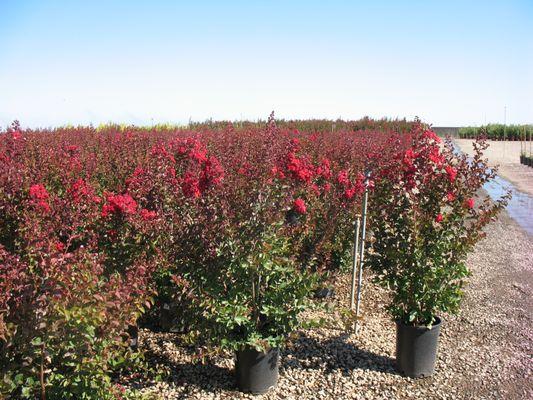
[141,342,237,395]
[169,362,236,395]
[282,333,398,377]
[137,331,398,395]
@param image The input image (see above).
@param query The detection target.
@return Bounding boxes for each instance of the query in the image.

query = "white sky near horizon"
[0,0,532,129]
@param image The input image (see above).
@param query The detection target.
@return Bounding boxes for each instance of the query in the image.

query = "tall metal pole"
[529,128,533,157]
[349,217,361,311]
[503,106,507,139]
[354,172,371,335]
[521,126,524,155]
[503,106,507,157]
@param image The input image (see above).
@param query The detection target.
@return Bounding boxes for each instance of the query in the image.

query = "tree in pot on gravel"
[368,125,509,377]
[187,220,319,393]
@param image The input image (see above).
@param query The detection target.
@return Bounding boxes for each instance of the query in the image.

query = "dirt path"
[432,211,533,399]
[454,139,533,196]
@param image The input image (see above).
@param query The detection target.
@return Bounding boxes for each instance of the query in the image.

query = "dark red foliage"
[0,116,421,396]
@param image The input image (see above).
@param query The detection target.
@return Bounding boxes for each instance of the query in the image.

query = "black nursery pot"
[235,347,279,394]
[395,317,442,378]
[127,324,139,350]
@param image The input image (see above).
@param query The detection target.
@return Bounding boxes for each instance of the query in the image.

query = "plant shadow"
[281,332,399,377]
[137,330,399,396]
[138,334,238,395]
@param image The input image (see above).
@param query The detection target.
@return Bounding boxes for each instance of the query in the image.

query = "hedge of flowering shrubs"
[0,116,503,398]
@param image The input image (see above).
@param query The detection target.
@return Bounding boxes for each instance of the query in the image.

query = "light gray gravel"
[124,211,532,399]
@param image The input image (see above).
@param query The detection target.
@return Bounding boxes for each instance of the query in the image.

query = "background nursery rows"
[0,117,500,398]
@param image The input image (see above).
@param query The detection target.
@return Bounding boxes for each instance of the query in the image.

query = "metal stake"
[354,172,370,335]
[350,217,361,312]
[529,129,533,157]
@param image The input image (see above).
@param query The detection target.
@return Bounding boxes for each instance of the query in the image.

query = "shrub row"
[0,117,504,398]
[458,124,533,141]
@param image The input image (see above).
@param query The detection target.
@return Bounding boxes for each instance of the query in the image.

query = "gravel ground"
[454,139,533,196]
[124,211,532,400]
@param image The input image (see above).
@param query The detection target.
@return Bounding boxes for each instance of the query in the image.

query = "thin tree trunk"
[40,342,46,400]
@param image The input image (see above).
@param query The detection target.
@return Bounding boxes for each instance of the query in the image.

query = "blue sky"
[0,0,532,128]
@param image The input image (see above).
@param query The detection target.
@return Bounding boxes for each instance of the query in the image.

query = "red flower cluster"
[181,172,201,198]
[286,152,314,183]
[68,178,97,203]
[293,198,307,214]
[445,165,457,182]
[422,129,442,143]
[29,183,51,214]
[29,183,49,200]
[316,158,332,179]
[200,156,224,188]
[336,170,350,187]
[428,147,444,166]
[102,193,138,217]
[140,208,157,221]
[446,192,456,202]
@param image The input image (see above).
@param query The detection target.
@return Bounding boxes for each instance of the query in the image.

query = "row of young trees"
[0,116,505,398]
[458,124,533,141]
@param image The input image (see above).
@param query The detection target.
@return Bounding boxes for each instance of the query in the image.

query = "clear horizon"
[1,0,532,128]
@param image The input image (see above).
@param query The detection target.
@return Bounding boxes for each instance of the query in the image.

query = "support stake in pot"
[349,216,361,312]
[354,171,371,335]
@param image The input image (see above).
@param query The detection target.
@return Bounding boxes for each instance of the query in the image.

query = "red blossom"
[290,137,300,148]
[286,152,314,183]
[36,200,51,214]
[201,156,224,187]
[140,209,157,221]
[343,188,357,200]
[423,130,442,143]
[190,149,207,163]
[465,198,475,209]
[151,144,175,163]
[181,173,201,198]
[446,192,456,202]
[29,184,49,201]
[29,184,51,214]
[293,198,307,214]
[435,213,443,223]
[445,165,457,182]
[68,178,94,203]
[336,170,350,187]
[428,147,444,166]
[126,167,146,186]
[316,158,332,179]
[271,166,285,179]
[102,193,138,217]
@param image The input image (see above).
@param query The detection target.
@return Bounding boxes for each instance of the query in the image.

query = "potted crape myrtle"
[196,224,318,394]
[369,128,509,378]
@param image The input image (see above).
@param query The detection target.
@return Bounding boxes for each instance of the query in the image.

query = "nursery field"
[0,117,521,399]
